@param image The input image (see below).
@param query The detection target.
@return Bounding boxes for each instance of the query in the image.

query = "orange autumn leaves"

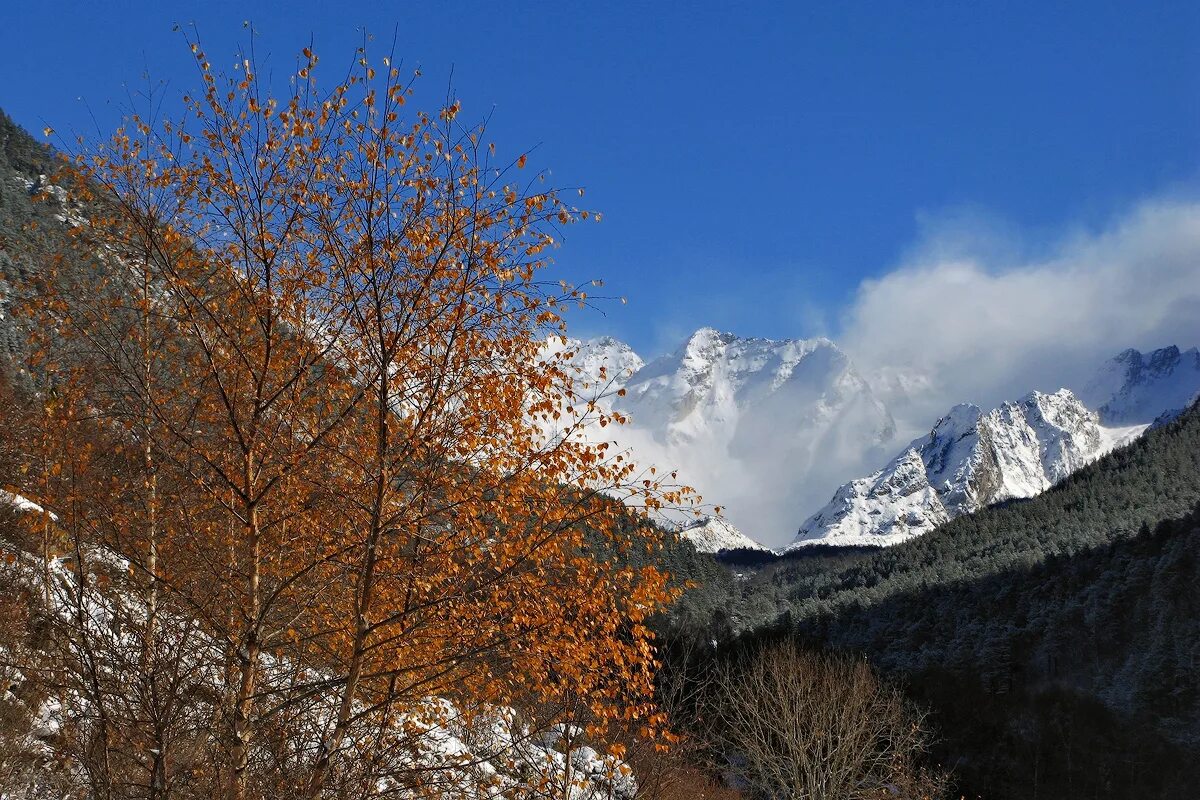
[23,36,692,799]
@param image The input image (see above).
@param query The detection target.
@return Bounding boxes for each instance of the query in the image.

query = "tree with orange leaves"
[15,33,692,800]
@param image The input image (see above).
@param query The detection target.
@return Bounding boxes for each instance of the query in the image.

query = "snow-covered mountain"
[618,328,893,450]
[677,516,770,553]
[559,328,896,548]
[1079,345,1200,425]
[788,389,1145,549]
[558,334,1200,552]
[552,335,645,392]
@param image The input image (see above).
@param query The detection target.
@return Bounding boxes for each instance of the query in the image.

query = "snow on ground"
[0,498,639,800]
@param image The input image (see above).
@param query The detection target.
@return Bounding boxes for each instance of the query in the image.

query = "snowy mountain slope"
[677,516,770,553]
[1080,345,1200,425]
[789,389,1143,549]
[558,328,896,548]
[788,448,952,548]
[547,335,645,394]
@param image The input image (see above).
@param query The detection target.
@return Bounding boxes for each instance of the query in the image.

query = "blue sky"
[2,1,1197,359]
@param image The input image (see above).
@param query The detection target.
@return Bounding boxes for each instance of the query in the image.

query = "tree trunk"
[230,498,261,800]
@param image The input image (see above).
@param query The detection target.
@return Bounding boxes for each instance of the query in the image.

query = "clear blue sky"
[2,1,1197,356]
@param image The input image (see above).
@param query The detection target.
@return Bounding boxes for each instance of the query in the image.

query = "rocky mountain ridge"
[1080,345,1200,425]
[788,388,1148,549]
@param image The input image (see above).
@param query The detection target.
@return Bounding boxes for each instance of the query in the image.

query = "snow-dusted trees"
[3,35,690,800]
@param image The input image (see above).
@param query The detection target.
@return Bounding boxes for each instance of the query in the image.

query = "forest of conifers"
[654,403,1200,798]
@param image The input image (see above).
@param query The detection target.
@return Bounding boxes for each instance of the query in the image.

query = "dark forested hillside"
[669,404,1200,798]
[0,110,59,358]
[858,504,1200,799]
[741,402,1200,627]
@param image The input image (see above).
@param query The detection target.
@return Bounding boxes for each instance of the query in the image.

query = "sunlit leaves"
[20,32,693,797]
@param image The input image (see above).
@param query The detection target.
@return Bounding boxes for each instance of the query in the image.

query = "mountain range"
[559,331,1200,552]
[556,328,896,550]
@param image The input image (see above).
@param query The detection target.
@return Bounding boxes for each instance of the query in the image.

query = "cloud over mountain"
[840,199,1200,436]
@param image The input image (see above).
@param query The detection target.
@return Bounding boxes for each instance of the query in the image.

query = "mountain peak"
[547,335,644,393]
[1081,345,1200,424]
[678,516,770,553]
[674,327,737,369]
[685,326,733,344]
[1024,387,1074,402]
[938,402,983,424]
[791,385,1127,550]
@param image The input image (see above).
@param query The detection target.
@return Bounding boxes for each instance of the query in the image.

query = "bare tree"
[704,642,947,800]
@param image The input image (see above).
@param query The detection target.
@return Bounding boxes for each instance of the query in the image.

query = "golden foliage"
[13,33,692,800]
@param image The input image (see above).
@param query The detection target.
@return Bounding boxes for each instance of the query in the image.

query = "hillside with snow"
[0,496,641,800]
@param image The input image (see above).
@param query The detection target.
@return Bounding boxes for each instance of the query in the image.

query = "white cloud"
[841,198,1200,435]
[575,196,1200,548]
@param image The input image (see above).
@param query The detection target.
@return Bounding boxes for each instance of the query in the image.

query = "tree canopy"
[1,36,691,800]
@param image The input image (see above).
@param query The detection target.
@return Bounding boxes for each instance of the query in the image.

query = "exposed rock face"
[1081,345,1200,425]
[788,389,1133,549]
